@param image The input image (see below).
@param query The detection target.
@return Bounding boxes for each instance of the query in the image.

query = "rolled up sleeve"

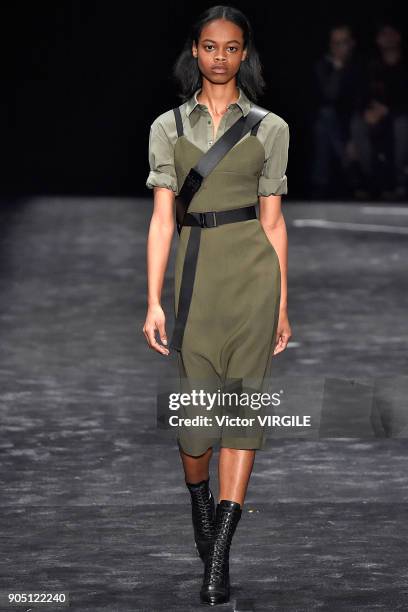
[258,122,290,196]
[145,120,178,193]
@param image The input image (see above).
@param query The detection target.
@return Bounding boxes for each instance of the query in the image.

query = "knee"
[220,447,256,456]
[178,442,213,458]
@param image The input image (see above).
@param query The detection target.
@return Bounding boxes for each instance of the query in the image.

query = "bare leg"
[218,448,255,506]
[179,446,213,484]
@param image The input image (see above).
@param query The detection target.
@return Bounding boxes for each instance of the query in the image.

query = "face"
[192,18,247,84]
[376,25,401,50]
[329,27,354,61]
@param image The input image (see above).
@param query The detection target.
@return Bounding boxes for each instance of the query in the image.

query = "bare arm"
[259,194,292,354]
[142,186,175,355]
[259,194,288,309]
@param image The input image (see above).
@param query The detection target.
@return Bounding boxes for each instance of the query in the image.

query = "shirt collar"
[185,85,251,117]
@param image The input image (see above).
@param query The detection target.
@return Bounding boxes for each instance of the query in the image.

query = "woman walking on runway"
[143,5,291,606]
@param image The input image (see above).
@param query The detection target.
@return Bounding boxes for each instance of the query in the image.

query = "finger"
[152,337,170,355]
[275,339,284,352]
[151,334,169,354]
[146,325,169,355]
[277,336,289,351]
[280,333,290,346]
[157,321,168,346]
[273,336,283,355]
[144,327,155,349]
[277,334,291,352]
[142,327,151,346]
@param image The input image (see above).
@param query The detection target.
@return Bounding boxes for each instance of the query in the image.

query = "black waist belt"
[169,204,257,351]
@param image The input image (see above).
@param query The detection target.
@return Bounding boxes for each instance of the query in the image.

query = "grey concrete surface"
[0,197,407,611]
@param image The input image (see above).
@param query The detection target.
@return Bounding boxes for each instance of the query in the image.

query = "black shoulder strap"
[174,106,183,137]
[251,120,261,136]
[174,103,262,139]
[173,106,260,138]
[174,103,269,234]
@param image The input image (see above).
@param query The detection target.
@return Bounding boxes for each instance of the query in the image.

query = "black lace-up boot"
[186,477,216,562]
[200,499,242,606]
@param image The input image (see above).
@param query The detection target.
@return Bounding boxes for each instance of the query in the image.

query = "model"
[143,5,291,607]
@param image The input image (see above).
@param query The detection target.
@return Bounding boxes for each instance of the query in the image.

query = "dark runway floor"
[0,197,408,611]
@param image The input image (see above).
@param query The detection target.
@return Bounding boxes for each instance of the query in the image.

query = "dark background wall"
[3,1,407,198]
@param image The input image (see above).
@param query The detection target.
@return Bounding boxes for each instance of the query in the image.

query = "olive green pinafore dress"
[172,124,282,456]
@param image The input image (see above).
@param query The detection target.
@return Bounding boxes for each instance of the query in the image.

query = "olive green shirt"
[146,86,289,197]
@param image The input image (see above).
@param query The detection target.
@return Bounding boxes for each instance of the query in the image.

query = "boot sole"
[199,590,230,605]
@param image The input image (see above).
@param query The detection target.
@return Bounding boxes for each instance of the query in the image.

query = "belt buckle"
[198,212,217,228]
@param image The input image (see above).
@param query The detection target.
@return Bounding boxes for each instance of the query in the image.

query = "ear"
[192,42,197,58]
[242,48,248,62]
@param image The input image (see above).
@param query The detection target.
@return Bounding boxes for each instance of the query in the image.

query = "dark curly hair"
[172,5,266,104]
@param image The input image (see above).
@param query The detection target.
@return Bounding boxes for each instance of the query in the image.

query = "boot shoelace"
[203,508,239,583]
[191,488,215,540]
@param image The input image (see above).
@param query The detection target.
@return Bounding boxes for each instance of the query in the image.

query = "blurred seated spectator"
[308,24,366,199]
[349,22,408,201]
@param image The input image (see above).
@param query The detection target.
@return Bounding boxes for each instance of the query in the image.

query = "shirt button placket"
[207,117,212,149]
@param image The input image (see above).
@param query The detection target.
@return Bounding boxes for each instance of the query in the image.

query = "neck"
[196,81,240,116]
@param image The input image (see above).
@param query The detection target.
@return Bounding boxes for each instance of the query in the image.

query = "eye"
[203,45,239,52]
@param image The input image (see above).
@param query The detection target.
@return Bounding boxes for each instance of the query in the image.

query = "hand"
[142,304,170,355]
[364,101,388,125]
[273,307,292,355]
[375,102,389,119]
[364,108,379,125]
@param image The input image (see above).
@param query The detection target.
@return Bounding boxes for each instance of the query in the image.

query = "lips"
[211,66,227,72]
